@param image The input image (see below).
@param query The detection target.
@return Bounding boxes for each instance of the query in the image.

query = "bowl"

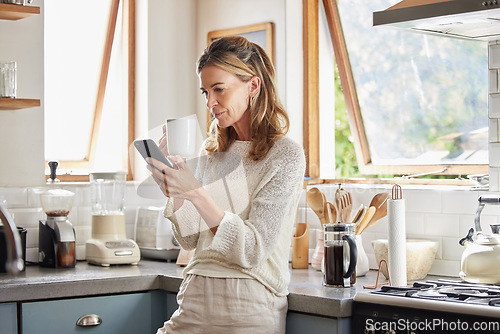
[371,239,438,281]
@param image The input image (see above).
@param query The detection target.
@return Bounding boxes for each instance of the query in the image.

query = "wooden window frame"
[304,0,488,182]
[49,0,136,182]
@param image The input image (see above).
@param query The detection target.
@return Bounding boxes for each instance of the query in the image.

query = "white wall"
[0,2,45,186]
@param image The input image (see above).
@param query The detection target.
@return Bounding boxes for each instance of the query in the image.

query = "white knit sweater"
[165,136,305,296]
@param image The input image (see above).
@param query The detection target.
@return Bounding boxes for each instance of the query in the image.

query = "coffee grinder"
[39,189,76,268]
[85,172,140,266]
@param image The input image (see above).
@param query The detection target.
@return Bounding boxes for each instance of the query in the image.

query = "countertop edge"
[0,262,381,318]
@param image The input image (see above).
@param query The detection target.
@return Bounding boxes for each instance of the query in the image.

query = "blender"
[39,189,76,268]
[85,172,140,266]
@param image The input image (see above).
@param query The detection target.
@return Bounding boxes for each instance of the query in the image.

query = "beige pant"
[156,274,287,334]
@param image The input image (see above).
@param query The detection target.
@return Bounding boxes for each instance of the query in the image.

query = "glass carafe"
[323,223,357,287]
[89,172,126,238]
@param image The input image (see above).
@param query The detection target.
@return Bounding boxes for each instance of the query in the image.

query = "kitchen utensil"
[351,204,365,225]
[459,195,500,284]
[306,188,328,225]
[335,188,352,222]
[366,193,389,228]
[86,172,140,267]
[355,206,376,235]
[334,185,344,223]
[372,239,438,281]
[39,189,76,268]
[323,202,331,224]
[341,191,352,222]
[323,222,357,287]
[327,202,337,224]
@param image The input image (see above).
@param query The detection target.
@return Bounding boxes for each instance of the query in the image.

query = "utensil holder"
[355,234,369,277]
[292,222,309,269]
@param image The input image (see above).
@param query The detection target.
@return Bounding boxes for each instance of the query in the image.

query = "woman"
[148,36,305,334]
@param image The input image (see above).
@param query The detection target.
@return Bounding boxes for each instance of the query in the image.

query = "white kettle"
[459,195,500,284]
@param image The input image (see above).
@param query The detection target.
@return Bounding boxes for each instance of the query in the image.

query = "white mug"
[166,118,197,158]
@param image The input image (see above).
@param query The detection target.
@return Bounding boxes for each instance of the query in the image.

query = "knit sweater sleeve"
[203,139,305,269]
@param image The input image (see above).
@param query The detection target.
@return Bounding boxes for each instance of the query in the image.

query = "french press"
[323,222,357,287]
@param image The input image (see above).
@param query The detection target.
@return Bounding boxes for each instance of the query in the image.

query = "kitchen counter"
[0,260,388,318]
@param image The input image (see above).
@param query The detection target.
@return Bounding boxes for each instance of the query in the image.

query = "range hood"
[373,0,500,41]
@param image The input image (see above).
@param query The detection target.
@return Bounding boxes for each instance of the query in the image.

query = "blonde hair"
[197,36,289,161]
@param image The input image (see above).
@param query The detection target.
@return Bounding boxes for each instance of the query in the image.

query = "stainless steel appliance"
[354,279,500,333]
[373,0,500,41]
[0,202,24,274]
[85,172,140,266]
[134,206,180,262]
[38,189,76,268]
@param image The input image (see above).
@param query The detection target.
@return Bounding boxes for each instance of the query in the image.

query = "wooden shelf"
[0,97,40,110]
[0,3,40,20]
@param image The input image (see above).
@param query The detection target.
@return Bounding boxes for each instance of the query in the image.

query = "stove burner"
[438,287,489,298]
[372,279,500,307]
[411,289,448,299]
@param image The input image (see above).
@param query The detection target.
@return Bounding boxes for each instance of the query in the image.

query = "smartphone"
[134,139,174,169]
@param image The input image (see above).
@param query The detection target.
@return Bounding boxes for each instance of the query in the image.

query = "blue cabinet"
[21,291,171,334]
[0,302,17,334]
[286,311,351,334]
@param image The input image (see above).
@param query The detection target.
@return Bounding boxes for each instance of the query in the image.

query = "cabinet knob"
[76,314,102,327]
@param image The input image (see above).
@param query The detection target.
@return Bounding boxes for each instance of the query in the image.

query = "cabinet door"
[0,302,17,334]
[286,311,351,334]
[21,292,153,334]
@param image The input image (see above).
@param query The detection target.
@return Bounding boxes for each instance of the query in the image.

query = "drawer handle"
[76,314,102,327]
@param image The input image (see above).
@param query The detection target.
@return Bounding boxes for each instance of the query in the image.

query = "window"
[311,0,489,180]
[44,0,135,181]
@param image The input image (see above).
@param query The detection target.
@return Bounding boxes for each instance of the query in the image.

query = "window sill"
[305,177,483,189]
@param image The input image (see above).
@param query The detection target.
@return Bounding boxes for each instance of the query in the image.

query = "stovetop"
[354,279,500,318]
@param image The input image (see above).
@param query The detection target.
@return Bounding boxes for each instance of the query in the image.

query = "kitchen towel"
[387,197,407,286]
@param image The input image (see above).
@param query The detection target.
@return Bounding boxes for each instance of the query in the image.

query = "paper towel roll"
[387,198,407,286]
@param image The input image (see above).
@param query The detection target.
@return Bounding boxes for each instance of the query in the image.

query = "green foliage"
[334,63,359,178]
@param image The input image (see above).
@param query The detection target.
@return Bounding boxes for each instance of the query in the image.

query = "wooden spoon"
[351,204,365,225]
[306,188,328,226]
[356,206,376,235]
[327,202,337,224]
[366,193,389,228]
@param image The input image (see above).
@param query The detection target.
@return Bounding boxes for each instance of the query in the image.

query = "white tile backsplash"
[490,118,499,142]
[424,214,460,237]
[490,43,500,68]
[490,94,500,119]
[490,142,500,167]
[490,167,500,192]
[0,181,498,278]
[490,69,498,93]
[405,189,441,213]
